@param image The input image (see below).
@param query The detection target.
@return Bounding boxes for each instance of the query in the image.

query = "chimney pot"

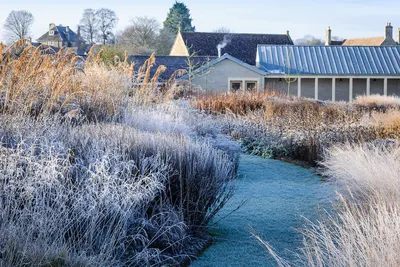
[385,22,393,39]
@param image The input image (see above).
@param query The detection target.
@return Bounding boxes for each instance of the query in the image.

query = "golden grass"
[370,109,400,139]
[354,94,400,108]
[191,91,280,115]
[0,41,168,120]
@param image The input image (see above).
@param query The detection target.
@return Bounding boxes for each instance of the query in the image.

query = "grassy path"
[191,154,334,266]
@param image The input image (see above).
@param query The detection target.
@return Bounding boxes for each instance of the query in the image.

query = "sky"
[0,0,399,43]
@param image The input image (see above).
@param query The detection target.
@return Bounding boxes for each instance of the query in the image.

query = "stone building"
[37,23,80,48]
[325,23,399,46]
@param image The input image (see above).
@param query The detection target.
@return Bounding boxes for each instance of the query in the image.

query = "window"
[230,81,242,92]
[49,30,54,36]
[245,81,257,91]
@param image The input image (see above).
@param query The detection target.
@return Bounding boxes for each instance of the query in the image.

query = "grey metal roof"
[257,45,400,76]
[180,53,267,80]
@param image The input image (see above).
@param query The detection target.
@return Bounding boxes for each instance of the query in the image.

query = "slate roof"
[128,55,216,81]
[37,25,77,44]
[180,32,294,65]
[330,40,345,46]
[257,45,400,76]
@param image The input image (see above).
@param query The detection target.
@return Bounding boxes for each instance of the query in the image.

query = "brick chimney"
[325,26,332,45]
[49,23,55,31]
[385,22,393,39]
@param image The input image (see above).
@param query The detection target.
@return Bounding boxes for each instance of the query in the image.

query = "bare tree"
[155,27,175,55]
[213,26,232,34]
[79,9,98,45]
[96,8,118,45]
[119,17,159,54]
[295,35,324,45]
[3,10,34,43]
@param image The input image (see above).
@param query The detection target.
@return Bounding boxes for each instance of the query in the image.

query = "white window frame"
[229,80,243,92]
[228,77,262,92]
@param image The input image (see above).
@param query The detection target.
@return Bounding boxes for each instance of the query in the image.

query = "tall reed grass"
[0,41,238,266]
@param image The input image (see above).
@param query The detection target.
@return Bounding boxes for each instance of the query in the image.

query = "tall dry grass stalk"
[192,91,279,115]
[0,42,170,120]
[354,94,400,108]
[255,143,400,267]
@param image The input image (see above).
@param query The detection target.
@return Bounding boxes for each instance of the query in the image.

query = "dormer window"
[49,30,54,36]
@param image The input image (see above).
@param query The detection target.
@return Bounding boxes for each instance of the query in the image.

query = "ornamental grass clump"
[191,91,279,115]
[0,41,171,121]
[255,143,400,267]
[0,115,236,266]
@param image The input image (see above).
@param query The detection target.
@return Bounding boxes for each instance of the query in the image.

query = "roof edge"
[180,53,267,80]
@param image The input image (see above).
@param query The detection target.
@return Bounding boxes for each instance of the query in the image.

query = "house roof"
[128,55,216,81]
[180,32,294,65]
[330,40,345,46]
[342,37,386,46]
[180,54,267,80]
[37,25,77,43]
[257,45,400,76]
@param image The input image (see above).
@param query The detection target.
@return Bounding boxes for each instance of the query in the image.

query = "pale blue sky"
[0,0,399,43]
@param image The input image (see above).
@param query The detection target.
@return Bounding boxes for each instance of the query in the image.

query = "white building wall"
[191,59,264,92]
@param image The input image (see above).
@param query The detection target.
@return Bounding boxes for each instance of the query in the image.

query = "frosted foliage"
[0,115,237,266]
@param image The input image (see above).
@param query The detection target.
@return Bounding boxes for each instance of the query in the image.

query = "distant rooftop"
[180,31,294,65]
[128,55,216,81]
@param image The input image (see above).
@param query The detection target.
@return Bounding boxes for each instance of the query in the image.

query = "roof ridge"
[181,31,288,36]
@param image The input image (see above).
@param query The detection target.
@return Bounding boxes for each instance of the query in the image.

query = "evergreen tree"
[163,1,195,34]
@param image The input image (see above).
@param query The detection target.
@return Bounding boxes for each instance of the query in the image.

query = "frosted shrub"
[0,116,236,266]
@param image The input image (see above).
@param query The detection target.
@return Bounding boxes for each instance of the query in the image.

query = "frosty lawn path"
[191,154,334,267]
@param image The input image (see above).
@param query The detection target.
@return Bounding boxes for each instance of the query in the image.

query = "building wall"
[336,79,349,101]
[388,79,400,96]
[318,78,332,101]
[265,78,298,96]
[301,78,315,98]
[353,78,367,98]
[370,79,384,95]
[191,59,264,92]
[170,33,189,56]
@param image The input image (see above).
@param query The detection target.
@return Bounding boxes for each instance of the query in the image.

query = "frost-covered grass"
[193,92,400,266]
[0,44,239,266]
[353,94,400,108]
[0,113,237,266]
[255,143,400,267]
[192,92,400,165]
